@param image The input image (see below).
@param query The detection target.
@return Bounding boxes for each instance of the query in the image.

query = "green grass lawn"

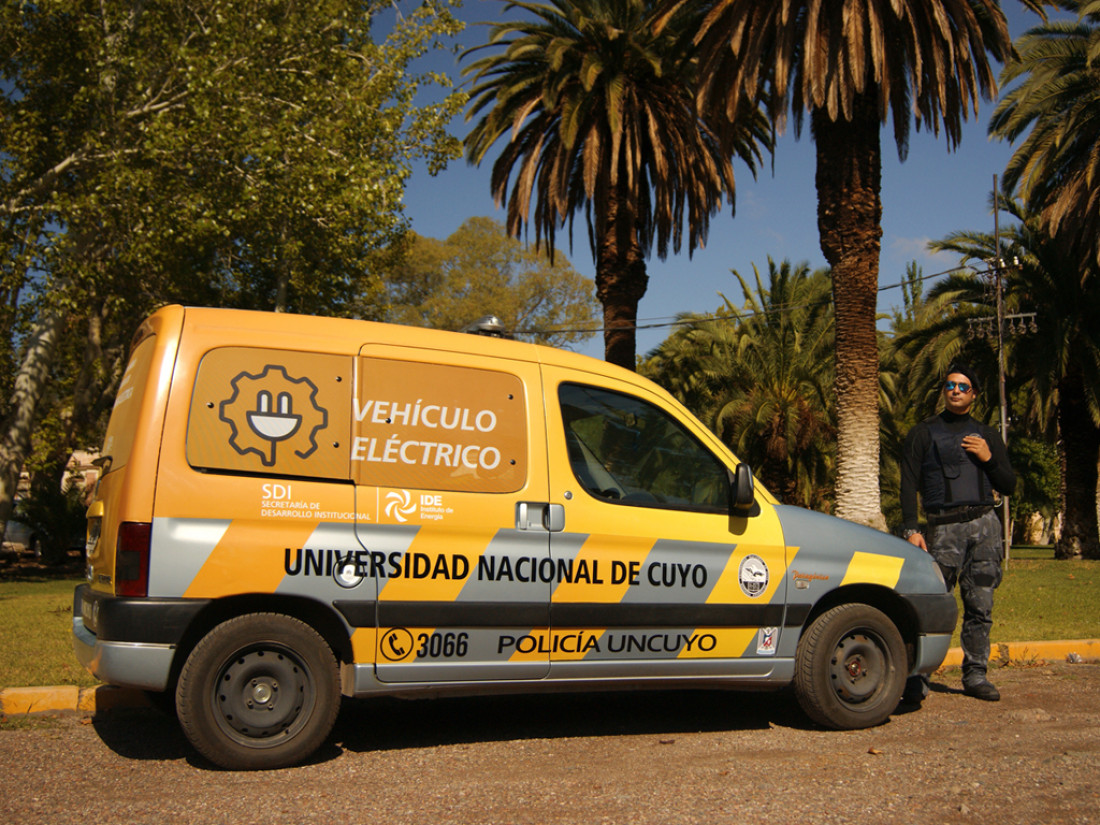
[976,545,1100,646]
[0,547,1097,688]
[0,576,99,688]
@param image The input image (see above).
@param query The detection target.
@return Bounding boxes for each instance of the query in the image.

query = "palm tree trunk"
[812,95,886,530]
[1055,368,1100,559]
[596,189,648,370]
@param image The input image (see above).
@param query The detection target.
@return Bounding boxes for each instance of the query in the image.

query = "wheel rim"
[211,644,316,748]
[828,630,889,706]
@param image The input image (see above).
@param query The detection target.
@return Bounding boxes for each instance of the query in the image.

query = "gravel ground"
[2,661,1097,824]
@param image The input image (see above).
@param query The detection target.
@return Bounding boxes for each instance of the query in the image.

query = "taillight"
[116,522,152,597]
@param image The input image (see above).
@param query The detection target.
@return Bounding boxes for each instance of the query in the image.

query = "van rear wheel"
[176,613,340,770]
[793,603,906,730]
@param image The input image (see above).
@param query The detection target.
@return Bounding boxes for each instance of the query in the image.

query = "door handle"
[516,502,565,532]
[544,503,565,532]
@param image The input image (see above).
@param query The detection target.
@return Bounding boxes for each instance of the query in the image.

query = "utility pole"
[993,180,1011,562]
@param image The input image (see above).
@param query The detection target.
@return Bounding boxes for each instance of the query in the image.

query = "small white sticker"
[757,626,778,655]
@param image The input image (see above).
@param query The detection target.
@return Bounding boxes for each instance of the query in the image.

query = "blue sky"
[399,1,1053,359]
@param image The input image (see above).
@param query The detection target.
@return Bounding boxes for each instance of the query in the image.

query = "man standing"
[900,363,1016,702]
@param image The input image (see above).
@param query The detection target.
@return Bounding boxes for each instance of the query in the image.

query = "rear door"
[352,347,553,682]
[84,326,164,594]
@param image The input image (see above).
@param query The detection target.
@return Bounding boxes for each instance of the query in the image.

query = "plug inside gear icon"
[220,366,327,466]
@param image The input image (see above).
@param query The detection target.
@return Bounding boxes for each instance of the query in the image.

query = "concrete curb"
[2,639,1097,717]
[0,684,150,716]
[936,638,1099,669]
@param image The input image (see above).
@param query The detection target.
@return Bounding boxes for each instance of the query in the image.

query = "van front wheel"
[177,613,340,770]
[793,603,906,730]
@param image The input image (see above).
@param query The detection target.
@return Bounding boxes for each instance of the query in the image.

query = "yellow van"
[74,305,955,770]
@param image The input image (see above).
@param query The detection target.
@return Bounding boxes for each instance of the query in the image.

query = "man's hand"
[961,434,992,463]
[907,532,928,552]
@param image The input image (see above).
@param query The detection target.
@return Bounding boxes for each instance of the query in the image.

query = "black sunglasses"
[944,380,972,393]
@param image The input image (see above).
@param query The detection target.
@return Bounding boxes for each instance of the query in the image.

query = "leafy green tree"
[667,0,1014,529]
[990,0,1100,276]
[0,0,467,536]
[385,216,599,347]
[644,259,835,509]
[463,0,770,369]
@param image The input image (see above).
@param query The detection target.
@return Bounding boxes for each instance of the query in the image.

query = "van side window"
[559,383,729,512]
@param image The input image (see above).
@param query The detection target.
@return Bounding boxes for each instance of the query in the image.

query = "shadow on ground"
[332,688,807,756]
[91,706,193,762]
[89,688,810,769]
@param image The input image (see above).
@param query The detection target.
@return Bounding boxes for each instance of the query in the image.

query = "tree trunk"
[65,306,106,448]
[1055,368,1100,559]
[0,307,65,538]
[595,189,648,371]
[812,96,886,530]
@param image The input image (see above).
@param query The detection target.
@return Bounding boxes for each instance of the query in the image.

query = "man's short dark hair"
[946,362,979,391]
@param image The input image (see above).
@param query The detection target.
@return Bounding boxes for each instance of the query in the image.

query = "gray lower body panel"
[343,657,795,699]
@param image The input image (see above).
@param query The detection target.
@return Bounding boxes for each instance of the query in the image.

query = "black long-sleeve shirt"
[900,411,1016,531]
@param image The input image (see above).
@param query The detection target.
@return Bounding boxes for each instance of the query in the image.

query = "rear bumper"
[72,584,206,692]
[72,614,175,691]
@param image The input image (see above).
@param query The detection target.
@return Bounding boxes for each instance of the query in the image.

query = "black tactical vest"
[919,416,991,510]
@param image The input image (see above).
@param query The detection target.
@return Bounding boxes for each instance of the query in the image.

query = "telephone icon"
[380,628,414,662]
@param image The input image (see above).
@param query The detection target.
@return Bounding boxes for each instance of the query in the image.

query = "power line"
[514,261,983,339]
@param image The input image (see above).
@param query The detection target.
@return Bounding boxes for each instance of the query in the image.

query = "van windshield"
[100,334,157,474]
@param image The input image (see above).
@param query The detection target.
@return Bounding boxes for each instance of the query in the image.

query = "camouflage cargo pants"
[929,508,1004,686]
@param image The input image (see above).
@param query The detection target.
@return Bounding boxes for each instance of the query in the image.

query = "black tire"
[793,603,906,730]
[176,613,340,770]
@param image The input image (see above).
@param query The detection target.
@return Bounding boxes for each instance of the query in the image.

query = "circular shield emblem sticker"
[738,554,769,598]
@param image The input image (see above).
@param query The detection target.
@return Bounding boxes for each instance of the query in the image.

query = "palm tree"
[462,0,770,369]
[660,0,1013,528]
[644,259,836,509]
[638,311,742,425]
[990,1,1100,277]
[929,196,1100,559]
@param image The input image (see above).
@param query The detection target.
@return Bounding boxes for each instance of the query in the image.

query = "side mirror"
[730,463,756,515]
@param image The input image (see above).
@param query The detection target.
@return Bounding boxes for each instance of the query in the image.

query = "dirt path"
[2,661,1097,824]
